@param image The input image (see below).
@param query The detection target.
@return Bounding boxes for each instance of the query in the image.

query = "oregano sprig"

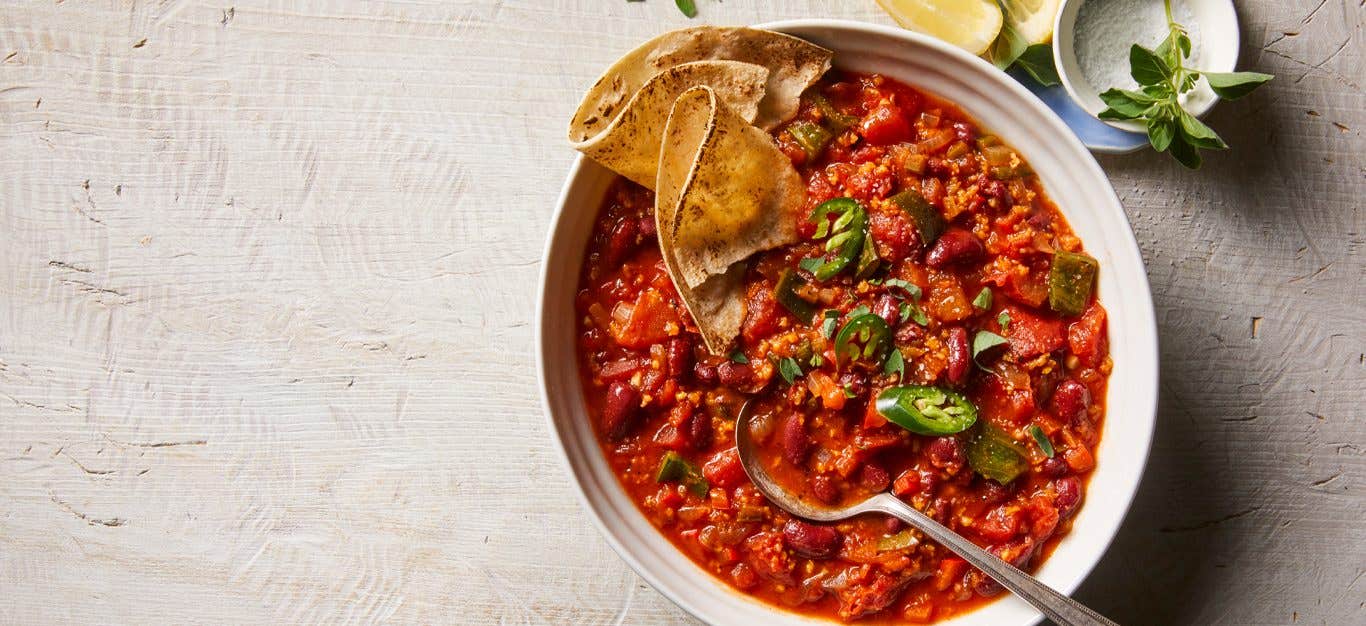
[1097,0,1272,168]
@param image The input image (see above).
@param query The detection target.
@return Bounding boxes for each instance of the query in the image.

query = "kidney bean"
[837,370,868,399]
[782,519,843,559]
[666,337,692,379]
[952,121,976,144]
[895,323,925,345]
[873,293,900,328]
[1054,476,1083,518]
[602,381,640,441]
[1039,456,1068,478]
[780,413,810,467]
[717,361,754,390]
[924,227,984,268]
[883,516,904,533]
[1050,379,1091,425]
[675,403,712,450]
[945,326,970,385]
[637,215,657,239]
[604,217,640,266]
[859,462,891,492]
[693,362,718,385]
[926,436,966,474]
[810,474,839,504]
[978,480,1010,506]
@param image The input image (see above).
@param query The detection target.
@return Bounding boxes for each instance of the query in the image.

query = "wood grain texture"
[0,1,1360,624]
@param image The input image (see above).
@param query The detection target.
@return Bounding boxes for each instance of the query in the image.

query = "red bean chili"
[574,72,1111,623]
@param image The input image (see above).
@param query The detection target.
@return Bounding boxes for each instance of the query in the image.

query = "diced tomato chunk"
[740,285,781,346]
[1068,302,1108,366]
[858,100,913,146]
[1004,305,1066,359]
[611,290,679,349]
[702,448,748,489]
[869,211,915,261]
[975,375,1035,428]
[976,506,1022,542]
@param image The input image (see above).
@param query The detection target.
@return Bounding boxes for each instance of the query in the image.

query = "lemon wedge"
[875,0,1004,56]
[1001,0,1063,45]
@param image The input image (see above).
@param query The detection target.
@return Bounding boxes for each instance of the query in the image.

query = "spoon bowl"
[734,402,1120,626]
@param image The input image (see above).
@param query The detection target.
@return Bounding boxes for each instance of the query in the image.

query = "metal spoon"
[735,402,1119,626]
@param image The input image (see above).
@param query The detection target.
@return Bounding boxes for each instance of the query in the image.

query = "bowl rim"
[538,18,1158,626]
[1053,0,1242,133]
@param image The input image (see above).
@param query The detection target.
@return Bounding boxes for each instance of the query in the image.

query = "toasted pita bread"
[569,60,768,190]
[659,86,804,291]
[655,86,805,352]
[568,26,833,143]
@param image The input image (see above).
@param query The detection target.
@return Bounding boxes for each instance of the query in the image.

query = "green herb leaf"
[1028,424,1055,458]
[972,287,993,310]
[798,256,824,274]
[1013,44,1060,86]
[674,0,697,18]
[842,385,857,399]
[849,304,872,318]
[883,348,905,380]
[1177,111,1228,149]
[1202,71,1274,100]
[1147,114,1177,152]
[997,310,1011,333]
[778,357,803,385]
[988,12,1027,70]
[1128,44,1171,86]
[1154,26,1191,70]
[1097,89,1156,119]
[728,349,748,364]
[1167,132,1203,169]
[972,330,1009,369]
[820,310,839,338]
[884,278,922,300]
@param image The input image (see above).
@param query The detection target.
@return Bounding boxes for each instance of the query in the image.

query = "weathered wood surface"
[0,1,1360,624]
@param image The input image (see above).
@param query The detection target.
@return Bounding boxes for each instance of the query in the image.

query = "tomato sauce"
[574,72,1111,623]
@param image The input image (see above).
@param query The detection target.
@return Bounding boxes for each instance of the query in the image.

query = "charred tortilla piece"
[569,26,832,144]
[570,60,768,190]
[655,86,804,353]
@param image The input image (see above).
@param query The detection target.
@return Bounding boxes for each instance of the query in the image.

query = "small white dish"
[539,19,1160,626]
[1054,0,1241,134]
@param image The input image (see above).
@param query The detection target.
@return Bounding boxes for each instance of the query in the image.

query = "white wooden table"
[0,1,1361,624]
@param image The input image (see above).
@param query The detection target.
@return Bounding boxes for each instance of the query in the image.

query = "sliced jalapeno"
[803,198,867,281]
[966,424,1028,485]
[1048,250,1099,316]
[656,451,709,497]
[834,313,891,367]
[774,269,819,322]
[875,385,979,436]
[890,190,945,247]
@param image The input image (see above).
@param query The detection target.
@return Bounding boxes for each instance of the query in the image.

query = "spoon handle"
[872,494,1119,626]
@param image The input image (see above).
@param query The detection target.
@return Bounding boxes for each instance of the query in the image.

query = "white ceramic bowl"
[1054,0,1241,134]
[538,19,1159,626]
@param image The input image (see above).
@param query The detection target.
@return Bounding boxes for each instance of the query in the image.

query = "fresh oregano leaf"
[1013,44,1060,86]
[1128,44,1171,86]
[1202,71,1275,100]
[1177,112,1227,149]
[1147,114,1177,152]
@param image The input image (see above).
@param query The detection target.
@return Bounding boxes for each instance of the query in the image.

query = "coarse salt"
[1074,0,1201,92]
